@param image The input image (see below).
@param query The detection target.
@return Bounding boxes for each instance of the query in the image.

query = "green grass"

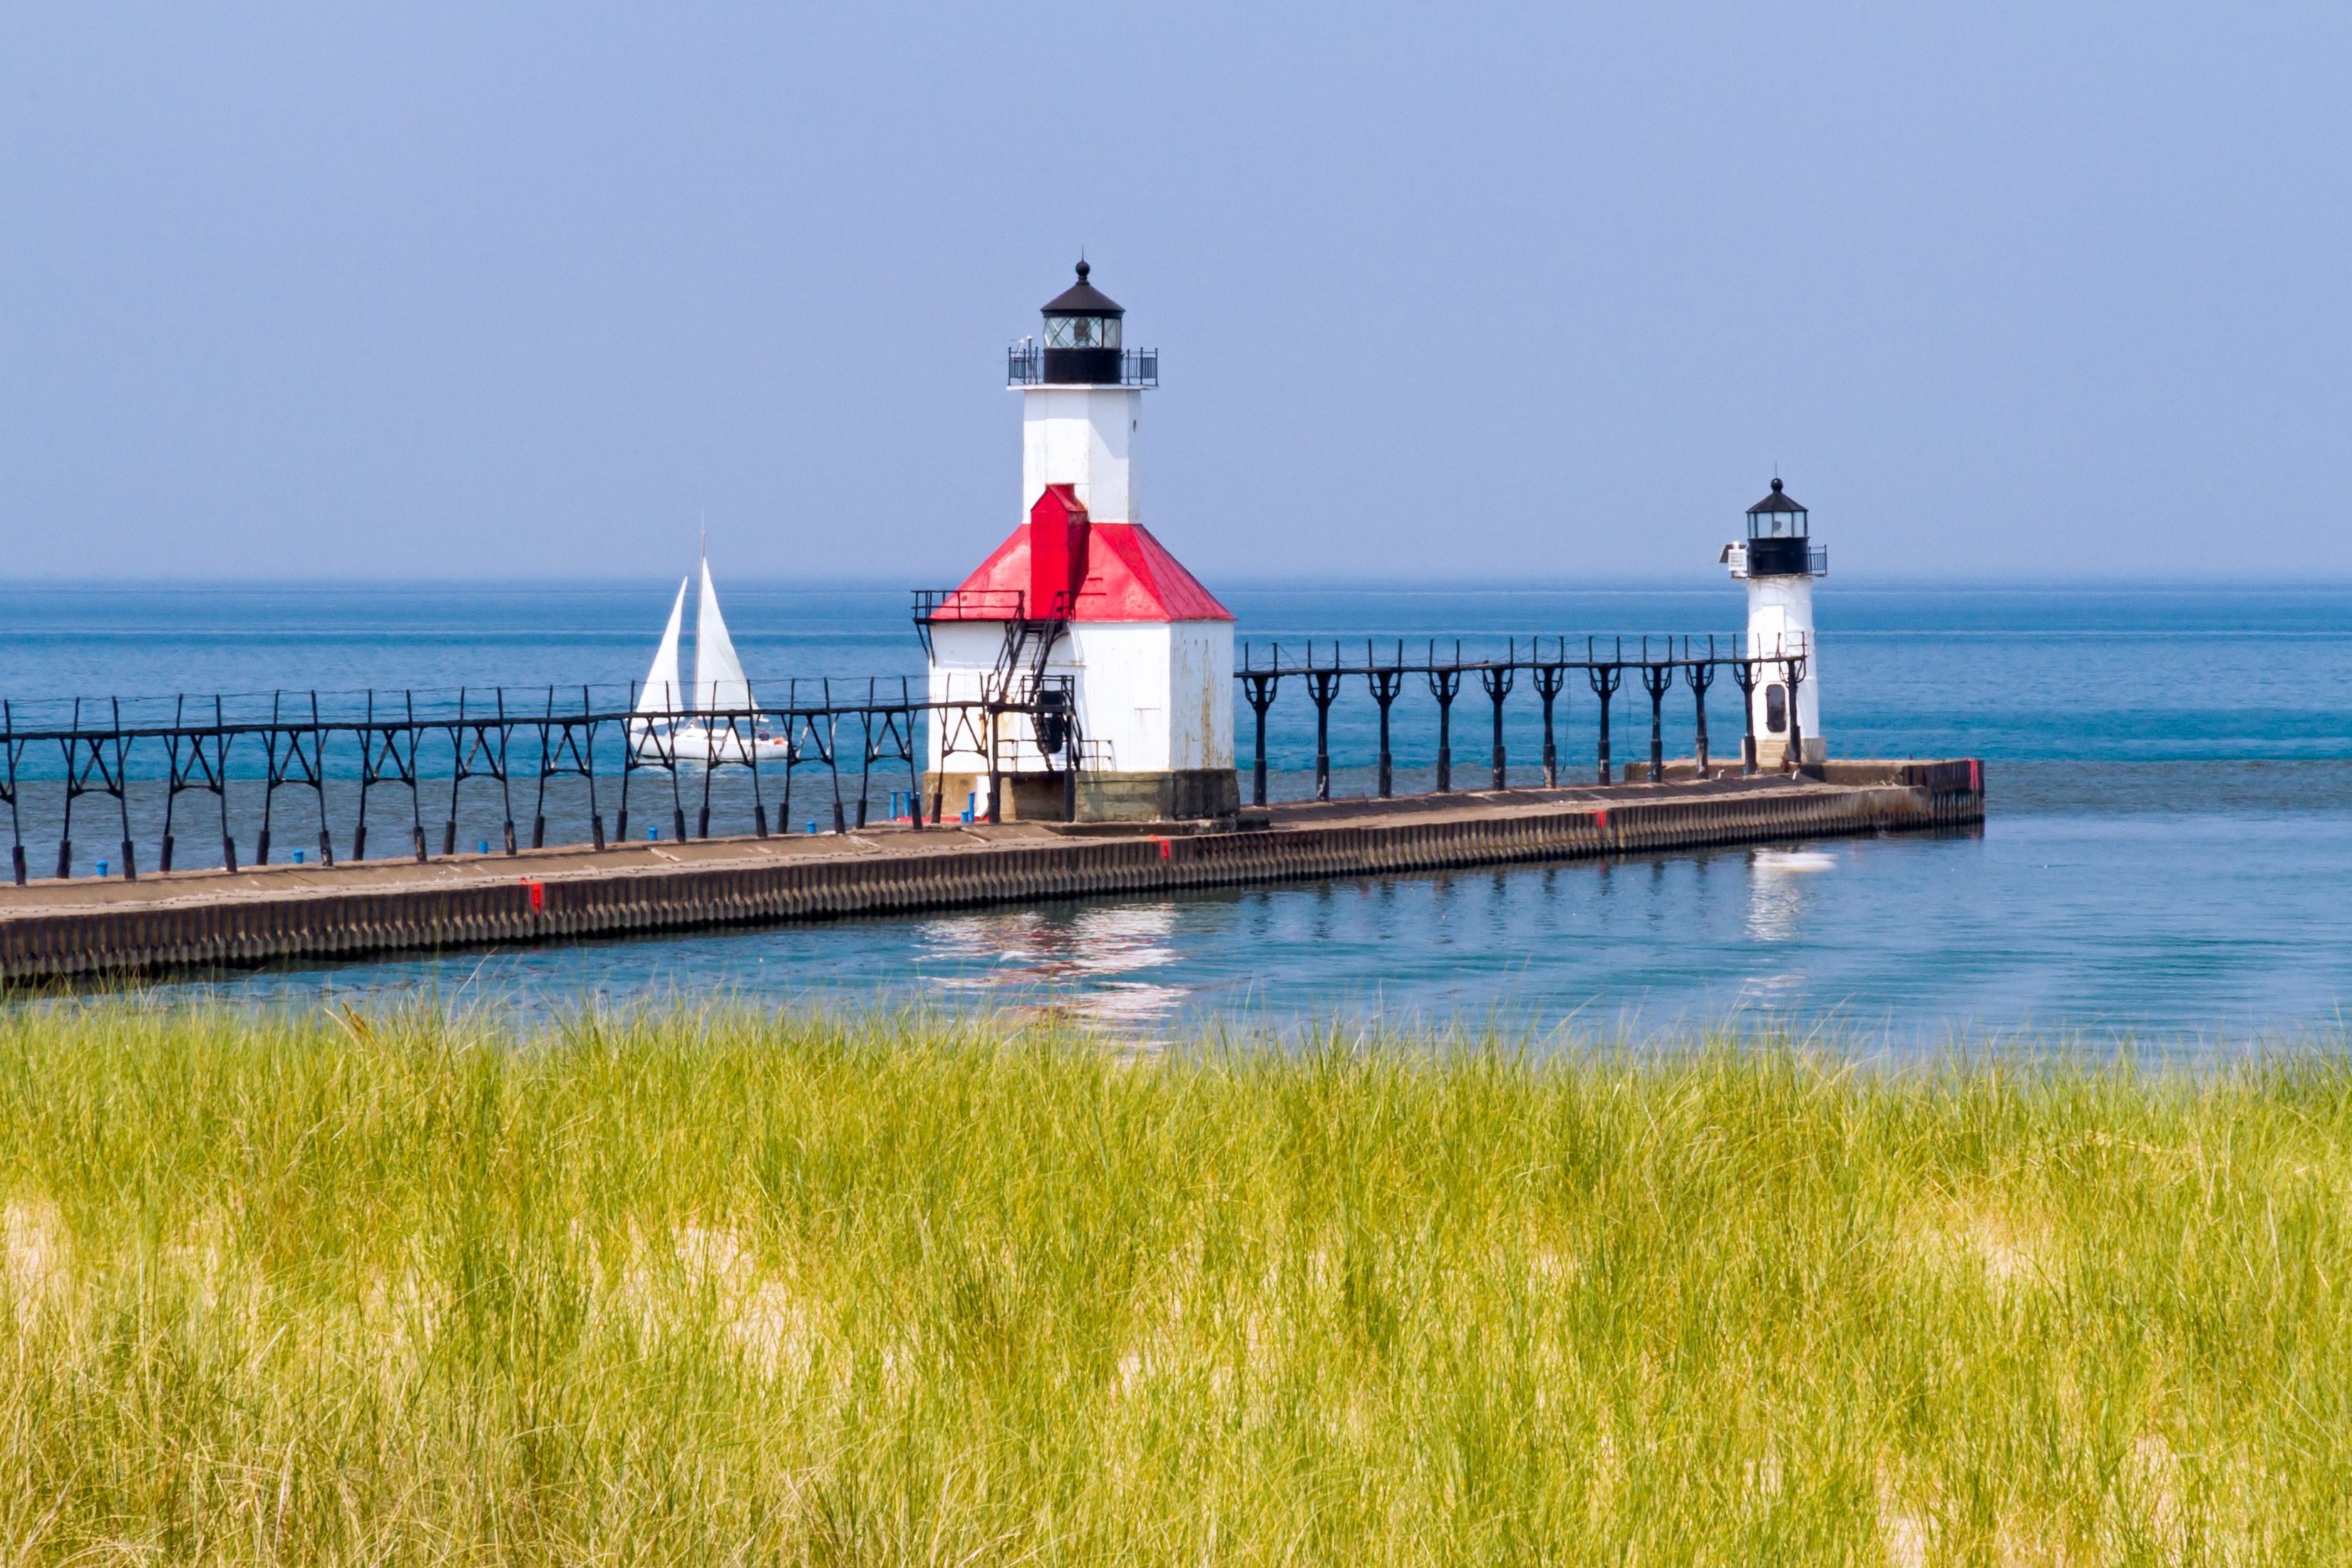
[2,1002,2350,1564]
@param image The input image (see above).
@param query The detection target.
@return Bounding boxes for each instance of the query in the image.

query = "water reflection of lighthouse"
[921,903,1186,1026]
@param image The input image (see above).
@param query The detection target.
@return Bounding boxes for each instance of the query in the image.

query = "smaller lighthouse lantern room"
[1722,478,1828,769]
[919,264,1237,824]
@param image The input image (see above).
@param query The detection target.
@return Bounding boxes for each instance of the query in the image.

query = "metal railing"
[912,587,1025,621]
[912,588,1028,656]
[1233,634,1812,806]
[1726,542,1830,579]
[0,630,1822,885]
[0,677,1088,885]
[1005,345,1158,386]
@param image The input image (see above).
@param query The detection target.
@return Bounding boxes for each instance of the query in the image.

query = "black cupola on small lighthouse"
[1742,478,1821,579]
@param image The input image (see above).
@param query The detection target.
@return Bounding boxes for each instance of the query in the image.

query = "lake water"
[6,580,2350,1048]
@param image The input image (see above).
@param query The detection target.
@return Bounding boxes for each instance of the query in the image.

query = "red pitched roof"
[942,520,1234,622]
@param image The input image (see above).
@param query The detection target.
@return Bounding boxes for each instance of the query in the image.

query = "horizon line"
[6,574,2352,594]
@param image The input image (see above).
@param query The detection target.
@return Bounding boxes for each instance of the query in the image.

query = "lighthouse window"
[1044,314,1121,350]
[1765,684,1788,733]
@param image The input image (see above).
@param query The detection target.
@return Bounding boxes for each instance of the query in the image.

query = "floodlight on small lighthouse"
[1721,478,1829,771]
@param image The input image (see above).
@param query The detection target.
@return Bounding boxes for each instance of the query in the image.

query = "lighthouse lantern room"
[920,264,1237,824]
[1721,478,1828,770]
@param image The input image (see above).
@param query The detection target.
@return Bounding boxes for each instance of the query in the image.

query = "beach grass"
[2,1002,2349,1564]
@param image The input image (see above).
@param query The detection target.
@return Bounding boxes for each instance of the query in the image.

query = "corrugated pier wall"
[0,762,1982,984]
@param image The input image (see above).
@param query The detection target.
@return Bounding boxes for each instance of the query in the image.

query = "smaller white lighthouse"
[1721,478,1826,769]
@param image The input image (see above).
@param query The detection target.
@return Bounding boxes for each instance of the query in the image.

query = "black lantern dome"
[1746,478,1807,538]
[1040,260,1125,383]
[1743,479,1827,577]
[1007,261,1158,388]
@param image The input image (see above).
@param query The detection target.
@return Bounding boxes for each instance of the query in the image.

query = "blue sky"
[1,4,2344,584]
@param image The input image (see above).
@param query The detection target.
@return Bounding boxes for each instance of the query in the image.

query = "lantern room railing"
[1006,344,1157,387]
[1724,542,1828,579]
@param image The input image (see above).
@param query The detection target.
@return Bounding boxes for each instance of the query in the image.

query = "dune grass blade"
[1,1000,2348,1562]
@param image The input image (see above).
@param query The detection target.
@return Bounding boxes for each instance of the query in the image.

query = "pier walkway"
[0,761,1981,984]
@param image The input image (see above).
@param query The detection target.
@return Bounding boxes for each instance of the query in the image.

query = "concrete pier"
[0,761,1981,984]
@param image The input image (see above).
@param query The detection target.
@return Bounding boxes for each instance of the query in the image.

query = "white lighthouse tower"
[919,263,1237,823]
[1721,478,1827,769]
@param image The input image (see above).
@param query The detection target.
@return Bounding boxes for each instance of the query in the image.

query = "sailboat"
[631,550,787,765]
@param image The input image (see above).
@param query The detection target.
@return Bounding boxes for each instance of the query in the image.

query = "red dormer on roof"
[940,485,1234,622]
[1028,483,1089,617]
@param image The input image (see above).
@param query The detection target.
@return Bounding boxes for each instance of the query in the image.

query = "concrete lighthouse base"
[924,768,1240,825]
[1755,737,1827,770]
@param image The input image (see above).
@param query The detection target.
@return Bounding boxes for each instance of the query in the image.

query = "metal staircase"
[909,589,1089,821]
[991,614,1088,819]
[996,614,1067,703]
[990,602,1071,757]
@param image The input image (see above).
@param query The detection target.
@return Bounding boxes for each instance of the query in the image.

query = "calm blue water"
[6,580,2351,1046]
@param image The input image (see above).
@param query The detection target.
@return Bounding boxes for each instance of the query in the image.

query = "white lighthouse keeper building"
[919,263,1238,823]
[1721,478,1828,769]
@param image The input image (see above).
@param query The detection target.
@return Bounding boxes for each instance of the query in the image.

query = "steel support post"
[1241,668,1279,808]
[1428,648,1463,794]
[986,704,1001,825]
[1533,659,1567,788]
[1783,659,1806,775]
[1587,647,1623,785]
[1368,660,1403,799]
[1305,665,1344,803]
[1686,638,1716,777]
[1641,651,1674,783]
[215,700,237,873]
[1730,656,1760,775]
[1480,656,1515,790]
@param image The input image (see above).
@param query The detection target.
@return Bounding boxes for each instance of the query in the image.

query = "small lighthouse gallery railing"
[1233,635,1812,807]
[0,634,1810,884]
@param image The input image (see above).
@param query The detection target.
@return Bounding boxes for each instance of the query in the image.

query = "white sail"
[634,578,688,740]
[630,585,686,761]
[693,553,751,714]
